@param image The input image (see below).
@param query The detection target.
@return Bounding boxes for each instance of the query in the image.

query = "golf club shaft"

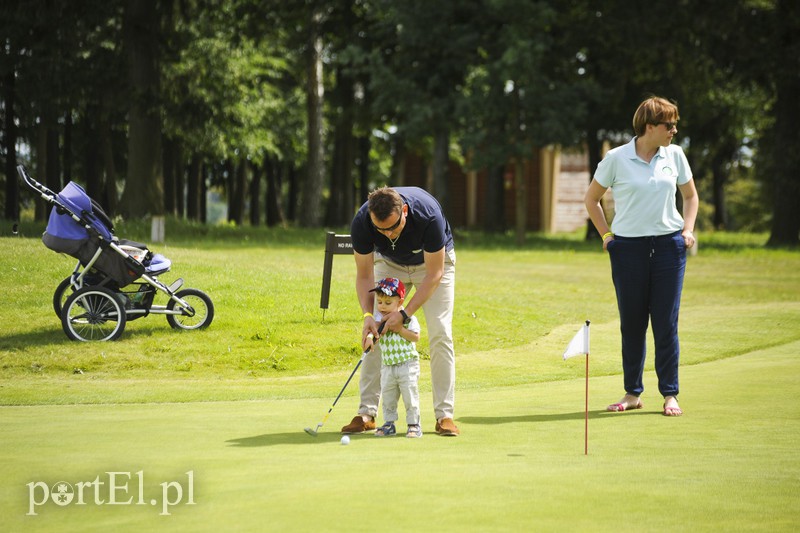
[310,322,386,431]
[326,321,384,411]
[310,363,360,431]
[327,357,364,413]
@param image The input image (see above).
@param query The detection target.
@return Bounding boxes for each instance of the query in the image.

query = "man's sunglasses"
[372,210,403,232]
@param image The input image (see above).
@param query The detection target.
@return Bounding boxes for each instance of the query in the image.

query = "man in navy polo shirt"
[342,186,459,436]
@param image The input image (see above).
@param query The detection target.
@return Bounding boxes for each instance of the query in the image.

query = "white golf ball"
[340,436,350,445]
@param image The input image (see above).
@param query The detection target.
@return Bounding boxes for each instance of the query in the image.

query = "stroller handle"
[17,165,59,203]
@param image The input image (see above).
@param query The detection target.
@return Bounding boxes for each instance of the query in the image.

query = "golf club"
[304,322,385,436]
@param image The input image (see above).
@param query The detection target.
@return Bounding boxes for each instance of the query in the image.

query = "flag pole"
[562,320,591,455]
[584,320,590,456]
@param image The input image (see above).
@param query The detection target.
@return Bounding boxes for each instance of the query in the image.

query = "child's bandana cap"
[370,277,405,299]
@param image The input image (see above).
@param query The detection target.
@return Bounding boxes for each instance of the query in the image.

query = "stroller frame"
[18,165,214,341]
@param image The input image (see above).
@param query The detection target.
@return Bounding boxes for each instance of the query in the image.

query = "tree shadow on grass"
[227,430,368,447]
[0,323,175,348]
[0,327,69,348]
[228,410,658,447]
[458,409,652,425]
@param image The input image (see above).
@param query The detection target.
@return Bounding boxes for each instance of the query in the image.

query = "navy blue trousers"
[607,231,686,397]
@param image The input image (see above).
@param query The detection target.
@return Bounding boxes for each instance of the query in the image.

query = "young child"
[365,277,423,438]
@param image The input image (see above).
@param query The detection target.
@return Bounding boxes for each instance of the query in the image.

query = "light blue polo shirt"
[594,137,693,237]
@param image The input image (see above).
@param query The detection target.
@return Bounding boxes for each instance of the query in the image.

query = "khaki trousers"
[358,249,456,421]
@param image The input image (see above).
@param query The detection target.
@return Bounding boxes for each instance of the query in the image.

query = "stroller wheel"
[53,277,76,317]
[166,288,214,331]
[61,286,127,341]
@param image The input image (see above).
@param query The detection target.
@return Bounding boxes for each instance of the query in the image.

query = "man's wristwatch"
[400,309,410,324]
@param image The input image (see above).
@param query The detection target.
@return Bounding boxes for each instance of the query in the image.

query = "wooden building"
[398,147,592,232]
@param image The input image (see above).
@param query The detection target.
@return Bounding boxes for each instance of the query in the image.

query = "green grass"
[2,344,798,531]
[0,226,798,531]
[1,228,797,401]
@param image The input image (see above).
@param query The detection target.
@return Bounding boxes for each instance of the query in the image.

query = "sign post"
[320,232,353,319]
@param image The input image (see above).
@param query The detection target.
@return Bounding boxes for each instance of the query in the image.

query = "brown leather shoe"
[435,417,460,436]
[341,416,376,434]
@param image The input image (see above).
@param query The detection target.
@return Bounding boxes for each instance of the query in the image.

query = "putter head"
[304,424,322,437]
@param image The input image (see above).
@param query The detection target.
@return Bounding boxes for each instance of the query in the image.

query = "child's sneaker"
[406,424,423,438]
[375,422,396,437]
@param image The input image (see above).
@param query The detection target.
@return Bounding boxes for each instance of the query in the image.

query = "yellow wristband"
[362,312,373,319]
[602,232,613,240]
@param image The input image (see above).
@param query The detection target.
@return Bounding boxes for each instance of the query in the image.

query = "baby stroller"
[18,165,214,341]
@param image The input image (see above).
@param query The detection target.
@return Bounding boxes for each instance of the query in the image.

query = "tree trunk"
[326,68,355,226]
[35,124,48,221]
[584,129,602,240]
[357,136,371,205]
[510,85,526,245]
[83,104,103,209]
[299,9,325,227]
[120,0,163,218]
[173,141,185,218]
[391,135,406,186]
[432,127,450,218]
[250,161,262,226]
[767,0,800,246]
[287,163,299,222]
[233,158,246,225]
[63,111,72,183]
[224,159,236,223]
[326,125,355,226]
[514,160,527,246]
[187,155,202,221]
[3,64,19,221]
[46,126,60,194]
[484,164,505,232]
[711,158,729,230]
[200,163,208,224]
[99,103,118,215]
[163,136,177,216]
[264,156,285,227]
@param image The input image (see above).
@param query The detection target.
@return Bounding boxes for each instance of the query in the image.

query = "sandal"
[606,401,643,412]
[406,424,423,438]
[663,396,682,417]
[375,422,396,437]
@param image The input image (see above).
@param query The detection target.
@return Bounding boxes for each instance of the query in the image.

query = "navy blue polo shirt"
[350,187,454,265]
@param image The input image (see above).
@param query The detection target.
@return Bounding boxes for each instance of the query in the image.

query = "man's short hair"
[367,187,403,221]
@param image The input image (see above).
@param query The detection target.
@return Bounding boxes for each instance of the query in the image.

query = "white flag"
[563,323,590,360]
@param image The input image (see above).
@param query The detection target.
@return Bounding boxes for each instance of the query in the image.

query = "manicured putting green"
[2,341,798,531]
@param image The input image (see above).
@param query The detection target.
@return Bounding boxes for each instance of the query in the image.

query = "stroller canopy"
[47,181,114,242]
[43,182,138,287]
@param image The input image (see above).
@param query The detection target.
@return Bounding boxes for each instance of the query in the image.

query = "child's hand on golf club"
[362,332,375,352]
[363,315,380,342]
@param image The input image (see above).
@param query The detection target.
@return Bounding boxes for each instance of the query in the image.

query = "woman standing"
[584,96,699,417]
